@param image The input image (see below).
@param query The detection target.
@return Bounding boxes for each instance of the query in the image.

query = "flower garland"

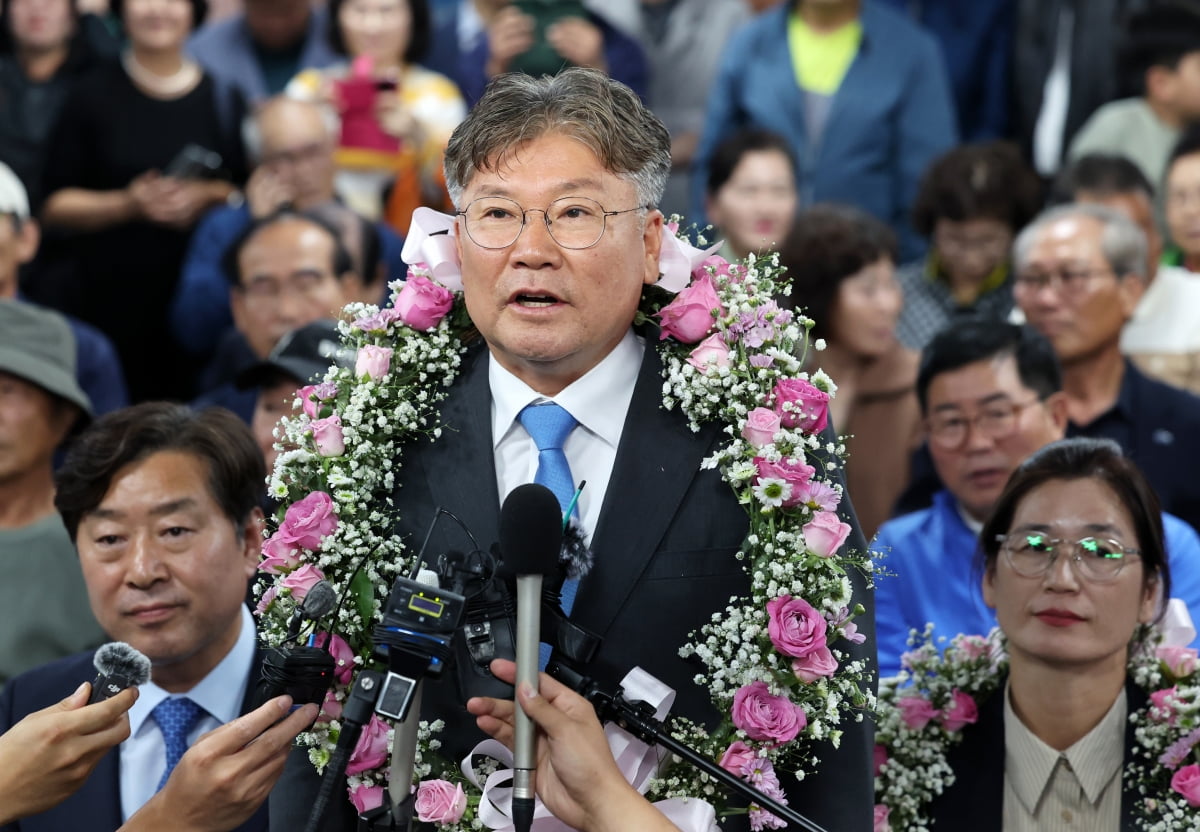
[256,214,875,829]
[874,626,1200,832]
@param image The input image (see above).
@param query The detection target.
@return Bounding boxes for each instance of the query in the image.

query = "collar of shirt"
[127,604,257,738]
[1003,681,1127,812]
[950,495,985,536]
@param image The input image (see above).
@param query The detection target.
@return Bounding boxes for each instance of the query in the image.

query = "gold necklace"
[121,50,201,98]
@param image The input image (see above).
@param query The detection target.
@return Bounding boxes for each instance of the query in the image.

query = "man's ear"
[1043,390,1071,436]
[642,209,664,287]
[239,507,266,578]
[1118,271,1147,319]
[17,218,39,265]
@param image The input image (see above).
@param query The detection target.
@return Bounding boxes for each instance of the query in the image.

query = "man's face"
[76,450,261,692]
[0,215,38,299]
[1166,152,1200,262]
[1013,216,1144,365]
[257,101,336,208]
[252,377,298,472]
[1076,189,1161,283]
[8,0,74,53]
[926,354,1068,522]
[231,219,347,358]
[244,0,311,50]
[0,371,74,484]
[455,132,663,395]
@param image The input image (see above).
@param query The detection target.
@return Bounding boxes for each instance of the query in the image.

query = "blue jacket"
[691,0,957,262]
[873,490,1200,677]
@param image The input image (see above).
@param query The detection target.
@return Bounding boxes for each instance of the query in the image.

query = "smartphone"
[510,0,589,78]
[163,143,224,180]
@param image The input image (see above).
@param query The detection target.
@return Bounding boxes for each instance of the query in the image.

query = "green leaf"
[351,569,377,624]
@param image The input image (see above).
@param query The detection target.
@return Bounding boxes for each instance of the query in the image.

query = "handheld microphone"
[254,579,340,708]
[497,484,565,832]
[88,642,151,704]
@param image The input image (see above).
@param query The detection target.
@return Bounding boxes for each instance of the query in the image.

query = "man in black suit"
[0,403,292,832]
[273,67,875,831]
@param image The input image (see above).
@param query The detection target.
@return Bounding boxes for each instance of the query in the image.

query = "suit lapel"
[573,341,724,635]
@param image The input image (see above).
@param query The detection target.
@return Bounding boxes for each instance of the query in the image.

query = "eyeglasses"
[996,532,1141,582]
[261,141,330,169]
[1012,267,1114,296]
[456,196,647,250]
[238,272,336,304]
[926,398,1043,450]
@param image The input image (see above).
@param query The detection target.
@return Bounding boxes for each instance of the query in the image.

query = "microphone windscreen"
[302,580,338,620]
[93,641,151,684]
[498,483,564,578]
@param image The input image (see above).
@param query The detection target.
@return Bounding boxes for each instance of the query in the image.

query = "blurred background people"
[703,128,797,260]
[36,0,247,403]
[693,0,957,263]
[286,0,465,231]
[780,204,920,540]
[898,141,1043,351]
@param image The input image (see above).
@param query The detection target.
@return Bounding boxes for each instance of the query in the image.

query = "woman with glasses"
[925,437,1169,828]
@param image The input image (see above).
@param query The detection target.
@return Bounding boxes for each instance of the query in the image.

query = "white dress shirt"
[119,604,257,820]
[491,328,644,545]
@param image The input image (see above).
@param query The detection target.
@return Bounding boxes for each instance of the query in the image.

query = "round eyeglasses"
[995,532,1142,582]
[926,398,1044,451]
[456,196,647,250]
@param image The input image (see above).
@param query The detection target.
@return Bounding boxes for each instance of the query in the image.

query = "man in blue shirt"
[874,319,1200,677]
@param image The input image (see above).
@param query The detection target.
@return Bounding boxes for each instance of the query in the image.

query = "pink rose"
[260,532,300,573]
[766,595,828,658]
[873,744,888,777]
[318,687,342,722]
[792,644,839,683]
[346,714,391,775]
[742,408,782,447]
[348,783,385,814]
[254,583,278,615]
[695,254,738,283]
[772,378,830,433]
[873,804,891,832]
[314,632,356,685]
[719,740,757,774]
[1172,764,1200,808]
[754,457,815,508]
[279,491,338,550]
[310,414,345,457]
[281,564,326,602]
[1160,646,1199,678]
[939,689,979,732]
[394,274,454,331]
[687,332,732,370]
[657,272,724,343]
[731,681,807,744]
[297,384,322,419]
[897,696,939,730]
[355,345,393,380]
[1151,687,1181,725]
[803,511,852,558]
[414,779,468,824]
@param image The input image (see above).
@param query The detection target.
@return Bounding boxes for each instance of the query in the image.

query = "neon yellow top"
[787,13,863,95]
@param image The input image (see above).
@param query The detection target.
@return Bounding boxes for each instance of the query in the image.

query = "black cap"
[235,320,355,390]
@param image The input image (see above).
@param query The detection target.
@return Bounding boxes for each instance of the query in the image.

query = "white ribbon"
[400,208,722,295]
[1161,598,1197,647]
[460,667,719,832]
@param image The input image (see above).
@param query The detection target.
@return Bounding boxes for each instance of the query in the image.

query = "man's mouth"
[513,293,561,308]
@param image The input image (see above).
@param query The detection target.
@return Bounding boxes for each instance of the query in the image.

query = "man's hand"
[467,660,679,832]
[546,17,605,71]
[123,696,318,832]
[485,7,535,78]
[0,682,137,824]
[244,167,296,219]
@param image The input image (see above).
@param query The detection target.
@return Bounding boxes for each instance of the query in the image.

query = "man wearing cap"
[0,161,128,418]
[0,300,103,688]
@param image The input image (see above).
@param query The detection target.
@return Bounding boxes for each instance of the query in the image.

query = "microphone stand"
[548,662,829,832]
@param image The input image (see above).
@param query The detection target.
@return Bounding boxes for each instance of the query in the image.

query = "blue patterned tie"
[518,403,580,668]
[152,697,204,791]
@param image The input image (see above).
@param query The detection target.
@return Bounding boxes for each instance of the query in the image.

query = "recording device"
[510,0,589,78]
[88,642,151,704]
[253,580,339,709]
[496,484,565,832]
[163,143,224,180]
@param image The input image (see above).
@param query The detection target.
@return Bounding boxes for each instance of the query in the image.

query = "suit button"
[1061,809,1073,822]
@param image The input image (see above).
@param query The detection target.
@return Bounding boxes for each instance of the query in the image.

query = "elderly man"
[271,67,875,832]
[0,403,308,832]
[1013,203,1200,532]
[171,97,406,359]
[0,301,103,688]
[873,319,1200,676]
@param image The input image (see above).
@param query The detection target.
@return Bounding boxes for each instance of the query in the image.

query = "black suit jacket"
[271,337,877,831]
[0,645,268,832]
[929,679,1146,830]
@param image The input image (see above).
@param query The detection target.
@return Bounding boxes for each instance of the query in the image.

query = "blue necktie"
[518,403,580,668]
[152,697,204,791]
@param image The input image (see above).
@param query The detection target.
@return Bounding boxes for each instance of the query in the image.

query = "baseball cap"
[235,319,355,389]
[0,301,92,416]
[0,163,30,220]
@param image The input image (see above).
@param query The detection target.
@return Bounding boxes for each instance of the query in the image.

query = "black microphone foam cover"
[498,483,564,578]
[89,642,151,703]
[302,579,338,620]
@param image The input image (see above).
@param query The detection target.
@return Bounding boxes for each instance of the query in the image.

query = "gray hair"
[443,68,671,209]
[1012,202,1148,281]
[242,96,340,166]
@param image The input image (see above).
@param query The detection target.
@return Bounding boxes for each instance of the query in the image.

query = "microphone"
[497,484,564,832]
[253,579,340,708]
[283,579,338,644]
[88,642,151,704]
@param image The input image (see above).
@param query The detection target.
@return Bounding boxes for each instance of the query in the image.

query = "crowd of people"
[4,0,1200,830]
